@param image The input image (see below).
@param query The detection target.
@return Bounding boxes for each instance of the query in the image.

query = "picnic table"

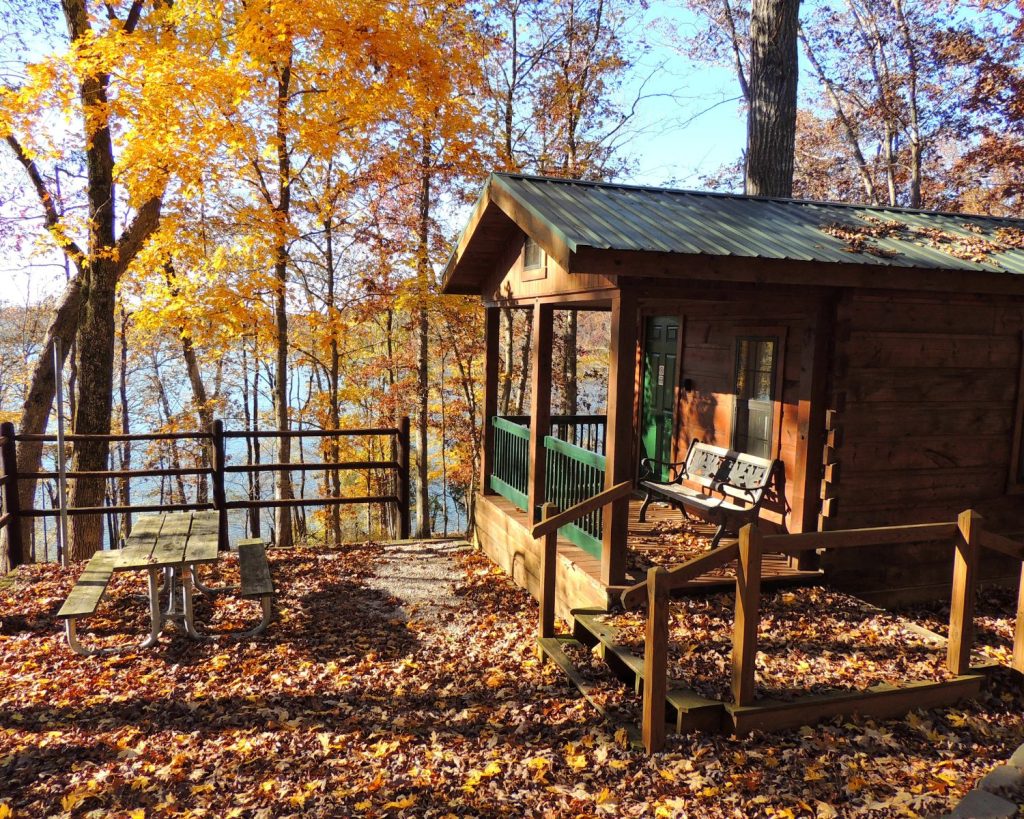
[57,510,274,655]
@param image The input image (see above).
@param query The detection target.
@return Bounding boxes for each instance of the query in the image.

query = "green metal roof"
[442,173,1024,294]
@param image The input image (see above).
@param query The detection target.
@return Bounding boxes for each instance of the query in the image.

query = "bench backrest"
[683,439,778,504]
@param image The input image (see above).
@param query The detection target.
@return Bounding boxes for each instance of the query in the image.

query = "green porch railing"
[500,414,606,455]
[543,435,606,559]
[489,415,608,559]
[490,416,530,510]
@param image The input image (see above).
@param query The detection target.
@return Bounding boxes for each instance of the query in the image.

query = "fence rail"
[0,416,411,567]
[499,414,607,455]
[489,415,609,556]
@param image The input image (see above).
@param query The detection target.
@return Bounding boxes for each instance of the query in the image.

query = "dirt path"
[364,539,473,643]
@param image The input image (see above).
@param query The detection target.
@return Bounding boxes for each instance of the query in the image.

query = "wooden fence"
[618,510,1023,753]
[0,417,411,567]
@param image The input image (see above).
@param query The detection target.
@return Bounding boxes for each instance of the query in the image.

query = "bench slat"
[238,539,274,597]
[57,552,117,618]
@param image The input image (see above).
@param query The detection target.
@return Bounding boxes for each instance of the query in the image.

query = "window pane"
[524,236,543,269]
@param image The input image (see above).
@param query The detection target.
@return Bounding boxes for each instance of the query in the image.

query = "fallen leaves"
[0,542,1022,817]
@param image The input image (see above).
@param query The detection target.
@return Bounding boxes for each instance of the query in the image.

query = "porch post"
[481,306,500,496]
[527,302,554,520]
[602,289,638,585]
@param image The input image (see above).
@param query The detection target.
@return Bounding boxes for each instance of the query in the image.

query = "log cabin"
[441,172,1024,612]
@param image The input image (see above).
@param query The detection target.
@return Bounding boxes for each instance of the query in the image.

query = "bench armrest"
[640,457,689,483]
[713,479,762,505]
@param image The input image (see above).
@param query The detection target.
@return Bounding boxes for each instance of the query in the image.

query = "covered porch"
[473,292,817,619]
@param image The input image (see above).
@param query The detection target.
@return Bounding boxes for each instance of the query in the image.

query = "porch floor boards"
[625,498,820,592]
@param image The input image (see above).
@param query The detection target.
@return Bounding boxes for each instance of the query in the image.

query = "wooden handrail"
[760,521,957,552]
[223,427,400,439]
[15,431,211,442]
[223,460,399,474]
[530,481,632,539]
[977,528,1024,560]
[620,541,740,609]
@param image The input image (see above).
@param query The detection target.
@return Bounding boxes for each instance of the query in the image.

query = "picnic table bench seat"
[57,551,117,620]
[235,539,275,636]
[57,551,124,656]
[638,439,780,549]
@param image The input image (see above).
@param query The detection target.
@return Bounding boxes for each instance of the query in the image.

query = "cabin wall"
[480,233,616,305]
[823,289,1024,602]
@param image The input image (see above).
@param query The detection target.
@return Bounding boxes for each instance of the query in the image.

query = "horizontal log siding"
[824,290,1024,602]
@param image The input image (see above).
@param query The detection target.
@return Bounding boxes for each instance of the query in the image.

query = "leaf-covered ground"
[1,543,1023,817]
[600,587,958,702]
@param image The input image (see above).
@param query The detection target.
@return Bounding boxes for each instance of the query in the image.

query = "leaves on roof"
[821,215,1024,265]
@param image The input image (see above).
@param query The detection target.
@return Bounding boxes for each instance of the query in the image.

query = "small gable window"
[524,236,543,269]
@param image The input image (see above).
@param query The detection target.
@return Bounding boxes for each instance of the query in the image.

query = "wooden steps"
[537,634,643,748]
[571,610,726,733]
[725,672,990,735]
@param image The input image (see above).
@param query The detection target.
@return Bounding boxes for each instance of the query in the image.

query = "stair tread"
[572,611,724,716]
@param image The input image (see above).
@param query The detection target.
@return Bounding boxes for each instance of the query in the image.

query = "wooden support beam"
[732,524,763,707]
[527,303,554,521]
[642,566,669,754]
[1013,561,1024,676]
[602,289,638,586]
[538,502,558,656]
[210,420,228,550]
[791,298,835,542]
[397,416,411,540]
[0,421,23,569]
[947,509,980,676]
[481,306,500,496]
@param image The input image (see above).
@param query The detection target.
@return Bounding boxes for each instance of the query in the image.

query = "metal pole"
[54,338,70,566]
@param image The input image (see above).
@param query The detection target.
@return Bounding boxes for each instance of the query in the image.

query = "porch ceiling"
[441,172,1024,297]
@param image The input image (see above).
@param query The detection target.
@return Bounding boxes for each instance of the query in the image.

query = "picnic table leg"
[180,566,206,640]
[64,618,136,657]
[64,619,95,657]
[141,568,165,648]
[191,567,221,596]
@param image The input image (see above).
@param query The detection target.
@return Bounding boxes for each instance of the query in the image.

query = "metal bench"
[638,439,780,549]
[56,551,121,656]
[236,539,275,636]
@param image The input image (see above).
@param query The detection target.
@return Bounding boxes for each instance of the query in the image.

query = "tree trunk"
[2,274,82,565]
[415,138,432,539]
[272,57,295,549]
[515,311,532,416]
[745,0,800,198]
[117,304,132,539]
[563,309,578,415]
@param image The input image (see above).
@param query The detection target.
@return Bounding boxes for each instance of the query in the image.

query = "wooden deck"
[626,497,820,591]
[473,493,820,620]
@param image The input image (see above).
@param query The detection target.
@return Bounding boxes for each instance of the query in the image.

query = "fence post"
[732,523,763,707]
[211,420,228,551]
[0,422,23,569]
[642,566,669,754]
[948,509,980,676]
[397,416,411,540]
[538,503,559,656]
[1013,561,1024,676]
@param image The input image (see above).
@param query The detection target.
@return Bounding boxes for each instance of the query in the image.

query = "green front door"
[641,316,680,481]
